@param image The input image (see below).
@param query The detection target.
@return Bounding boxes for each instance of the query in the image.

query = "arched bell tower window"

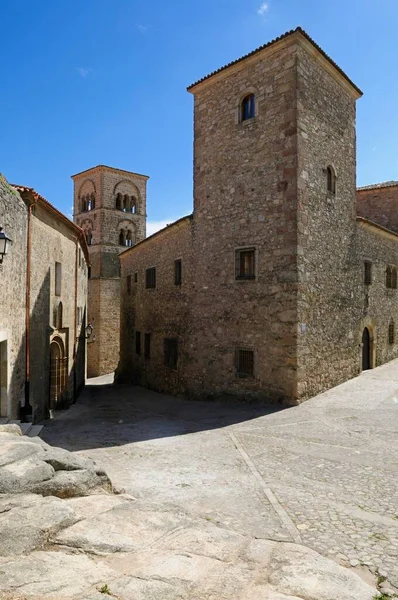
[119,230,125,246]
[131,196,137,214]
[326,166,336,194]
[116,193,122,210]
[126,231,133,247]
[241,94,255,122]
[86,231,92,245]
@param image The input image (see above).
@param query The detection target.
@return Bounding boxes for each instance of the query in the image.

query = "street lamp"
[0,227,12,263]
[84,323,94,339]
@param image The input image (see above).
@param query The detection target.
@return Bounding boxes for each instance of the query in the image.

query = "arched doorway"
[362,327,371,371]
[50,337,67,409]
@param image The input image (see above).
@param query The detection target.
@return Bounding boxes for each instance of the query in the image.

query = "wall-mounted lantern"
[0,227,12,263]
[84,323,94,339]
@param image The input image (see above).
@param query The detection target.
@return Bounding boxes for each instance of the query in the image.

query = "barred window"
[235,248,256,280]
[235,348,254,378]
[164,338,178,369]
[135,331,141,355]
[389,321,395,345]
[146,267,156,289]
[364,261,372,285]
[127,274,132,294]
[174,259,182,285]
[144,333,151,360]
[386,266,392,289]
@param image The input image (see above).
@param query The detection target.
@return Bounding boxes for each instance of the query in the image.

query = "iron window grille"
[174,259,182,285]
[364,261,372,285]
[146,267,156,289]
[389,321,395,345]
[235,248,256,280]
[144,333,151,360]
[135,331,141,355]
[164,338,178,369]
[235,348,254,378]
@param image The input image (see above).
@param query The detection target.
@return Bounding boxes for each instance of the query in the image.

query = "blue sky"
[1,0,397,233]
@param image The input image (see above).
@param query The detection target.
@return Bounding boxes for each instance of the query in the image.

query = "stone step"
[28,425,43,438]
[0,417,10,424]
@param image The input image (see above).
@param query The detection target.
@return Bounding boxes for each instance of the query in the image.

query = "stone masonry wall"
[295,45,359,399]
[30,206,88,421]
[0,176,28,419]
[357,185,398,234]
[118,217,194,394]
[73,166,147,377]
[188,41,300,401]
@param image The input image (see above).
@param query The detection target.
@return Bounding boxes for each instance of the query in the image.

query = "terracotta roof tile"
[357,181,398,192]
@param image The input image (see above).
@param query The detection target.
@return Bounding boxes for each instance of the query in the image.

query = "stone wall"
[0,176,28,419]
[118,217,194,394]
[29,204,88,421]
[73,166,148,377]
[357,184,398,234]
[295,44,360,399]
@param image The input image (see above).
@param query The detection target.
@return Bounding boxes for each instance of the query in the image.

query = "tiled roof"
[356,217,398,239]
[187,27,362,96]
[12,184,90,265]
[357,181,398,192]
[71,164,149,180]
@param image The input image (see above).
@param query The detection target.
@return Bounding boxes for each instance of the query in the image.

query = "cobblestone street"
[43,359,398,591]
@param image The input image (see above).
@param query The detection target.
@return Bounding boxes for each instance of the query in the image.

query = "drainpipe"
[24,198,37,419]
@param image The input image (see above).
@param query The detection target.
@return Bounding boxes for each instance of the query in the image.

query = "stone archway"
[49,337,67,409]
[359,320,375,372]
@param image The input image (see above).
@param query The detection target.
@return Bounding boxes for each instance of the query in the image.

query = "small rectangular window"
[146,267,156,289]
[364,261,372,285]
[235,248,256,280]
[235,348,254,378]
[134,272,138,283]
[389,322,395,345]
[136,331,141,355]
[164,338,178,369]
[127,274,132,294]
[88,266,91,279]
[144,333,151,360]
[55,262,62,296]
[174,259,182,285]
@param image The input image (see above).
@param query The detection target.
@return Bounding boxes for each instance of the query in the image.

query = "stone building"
[116,27,398,404]
[72,165,148,377]
[0,175,89,423]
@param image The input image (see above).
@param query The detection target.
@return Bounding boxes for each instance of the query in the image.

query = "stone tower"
[72,165,148,377]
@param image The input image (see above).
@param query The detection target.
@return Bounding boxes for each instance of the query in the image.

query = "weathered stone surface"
[0,433,112,497]
[0,494,77,556]
[0,424,22,436]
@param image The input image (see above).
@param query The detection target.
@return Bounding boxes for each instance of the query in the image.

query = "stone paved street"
[42,359,398,591]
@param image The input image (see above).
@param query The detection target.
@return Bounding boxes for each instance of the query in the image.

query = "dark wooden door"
[362,328,370,371]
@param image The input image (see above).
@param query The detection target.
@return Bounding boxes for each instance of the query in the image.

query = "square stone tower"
[72,165,149,377]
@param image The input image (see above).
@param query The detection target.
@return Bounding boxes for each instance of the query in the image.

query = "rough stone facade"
[357,181,398,233]
[0,177,89,422]
[0,176,28,419]
[72,165,148,377]
[116,28,398,403]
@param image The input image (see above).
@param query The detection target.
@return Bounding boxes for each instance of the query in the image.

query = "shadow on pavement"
[41,381,286,451]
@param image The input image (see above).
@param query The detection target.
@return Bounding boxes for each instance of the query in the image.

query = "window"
[116,193,122,210]
[126,231,133,247]
[241,94,255,121]
[56,301,63,329]
[386,265,397,289]
[235,248,256,280]
[127,274,132,294]
[88,266,92,279]
[174,259,182,285]
[235,348,254,378]
[146,267,156,289]
[119,230,125,246]
[135,331,141,355]
[86,231,92,245]
[164,338,178,369]
[131,196,137,214]
[326,166,336,194]
[144,333,151,360]
[389,321,395,345]
[55,262,62,296]
[134,272,138,283]
[364,261,372,285]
